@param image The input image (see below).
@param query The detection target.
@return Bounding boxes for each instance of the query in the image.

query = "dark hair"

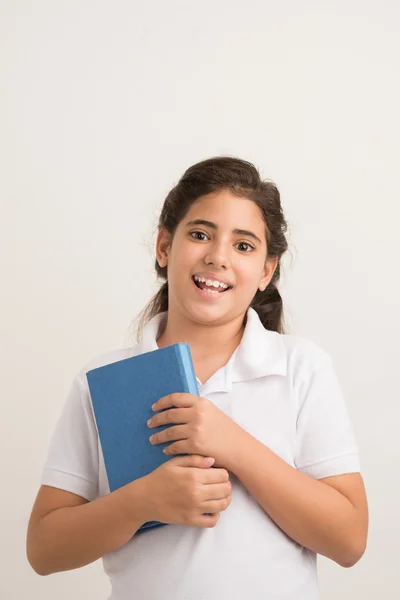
[136,156,289,339]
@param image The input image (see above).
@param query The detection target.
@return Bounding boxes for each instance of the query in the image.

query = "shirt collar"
[137,307,287,388]
[230,307,287,383]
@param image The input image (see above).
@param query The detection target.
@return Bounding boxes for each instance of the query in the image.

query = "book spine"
[176,343,199,396]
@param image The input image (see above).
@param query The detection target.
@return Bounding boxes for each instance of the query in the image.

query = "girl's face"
[156,188,278,326]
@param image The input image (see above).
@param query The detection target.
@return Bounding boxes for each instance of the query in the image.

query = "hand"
[142,455,232,528]
[147,393,244,470]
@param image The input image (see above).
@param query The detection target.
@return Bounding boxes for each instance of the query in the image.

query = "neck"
[156,309,246,362]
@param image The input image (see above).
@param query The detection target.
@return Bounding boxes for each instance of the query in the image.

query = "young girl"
[27,157,368,599]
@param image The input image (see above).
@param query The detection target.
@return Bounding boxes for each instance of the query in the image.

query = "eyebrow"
[185,219,263,245]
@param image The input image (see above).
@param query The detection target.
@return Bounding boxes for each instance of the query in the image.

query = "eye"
[235,241,255,253]
[189,231,254,252]
[189,230,209,241]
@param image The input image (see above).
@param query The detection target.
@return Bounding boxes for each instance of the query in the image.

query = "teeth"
[194,276,229,290]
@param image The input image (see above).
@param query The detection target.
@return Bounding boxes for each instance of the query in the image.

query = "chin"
[185,302,234,324]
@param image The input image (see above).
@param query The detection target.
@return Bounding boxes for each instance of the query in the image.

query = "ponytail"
[250,262,285,333]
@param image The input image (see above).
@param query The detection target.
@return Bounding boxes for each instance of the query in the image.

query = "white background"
[1,1,399,598]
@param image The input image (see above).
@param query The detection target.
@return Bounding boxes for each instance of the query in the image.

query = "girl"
[27,157,368,600]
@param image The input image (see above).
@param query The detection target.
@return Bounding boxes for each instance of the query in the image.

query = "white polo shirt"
[41,307,360,600]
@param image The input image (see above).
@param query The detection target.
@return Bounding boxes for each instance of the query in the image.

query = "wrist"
[223,423,250,473]
[117,476,152,530]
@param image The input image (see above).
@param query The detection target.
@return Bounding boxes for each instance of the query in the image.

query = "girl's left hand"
[147,393,244,470]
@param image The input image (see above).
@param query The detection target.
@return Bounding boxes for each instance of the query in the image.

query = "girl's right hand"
[141,455,232,528]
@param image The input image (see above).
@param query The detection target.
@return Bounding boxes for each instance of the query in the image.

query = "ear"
[156,228,171,268]
[258,256,279,292]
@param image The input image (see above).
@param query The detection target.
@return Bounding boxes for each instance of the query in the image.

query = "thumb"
[171,455,215,469]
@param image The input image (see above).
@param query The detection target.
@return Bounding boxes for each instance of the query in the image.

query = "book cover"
[86,343,199,531]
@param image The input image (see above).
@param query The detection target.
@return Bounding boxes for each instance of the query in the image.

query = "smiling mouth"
[192,276,232,293]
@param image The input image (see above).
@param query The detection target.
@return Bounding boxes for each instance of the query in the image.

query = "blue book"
[86,343,199,532]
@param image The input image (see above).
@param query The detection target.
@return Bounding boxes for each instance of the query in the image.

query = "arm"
[149,354,368,568]
[227,429,368,568]
[26,479,149,576]
[27,455,232,576]
[28,373,149,575]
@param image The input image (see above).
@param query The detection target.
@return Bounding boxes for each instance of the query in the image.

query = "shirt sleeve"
[294,352,361,479]
[40,375,99,501]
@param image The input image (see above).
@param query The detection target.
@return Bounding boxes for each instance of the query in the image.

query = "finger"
[201,496,231,513]
[149,425,188,446]
[148,407,191,429]
[201,483,232,501]
[152,392,195,413]
[172,455,215,468]
[162,440,191,456]
[201,468,230,484]
[193,513,220,528]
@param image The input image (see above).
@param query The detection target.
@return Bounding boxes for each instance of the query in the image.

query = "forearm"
[27,478,149,575]
[228,429,362,567]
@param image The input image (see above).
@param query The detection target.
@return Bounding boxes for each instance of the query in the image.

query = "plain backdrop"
[1,1,399,598]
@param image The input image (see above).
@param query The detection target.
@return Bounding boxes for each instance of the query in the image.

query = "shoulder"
[278,332,333,379]
[276,334,344,410]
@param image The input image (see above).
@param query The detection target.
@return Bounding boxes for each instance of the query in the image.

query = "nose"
[204,240,231,269]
